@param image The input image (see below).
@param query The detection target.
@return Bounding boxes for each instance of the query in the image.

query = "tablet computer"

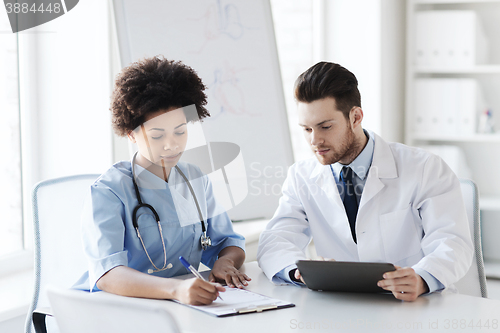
[295,260,396,293]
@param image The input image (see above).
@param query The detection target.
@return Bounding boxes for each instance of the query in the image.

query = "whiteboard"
[112,0,293,221]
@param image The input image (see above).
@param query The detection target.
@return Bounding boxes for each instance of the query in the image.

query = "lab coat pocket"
[379,206,422,264]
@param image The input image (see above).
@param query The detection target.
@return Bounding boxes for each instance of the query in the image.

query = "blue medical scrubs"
[73,160,245,292]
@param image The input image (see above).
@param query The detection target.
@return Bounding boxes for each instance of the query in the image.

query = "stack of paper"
[413,78,483,136]
[415,10,488,68]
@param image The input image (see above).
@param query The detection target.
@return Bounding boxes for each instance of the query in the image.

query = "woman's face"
[128,107,188,170]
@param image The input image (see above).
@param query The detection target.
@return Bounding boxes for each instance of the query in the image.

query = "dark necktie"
[341,166,358,243]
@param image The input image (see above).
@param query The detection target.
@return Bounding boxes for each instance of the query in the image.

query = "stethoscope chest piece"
[201,231,212,250]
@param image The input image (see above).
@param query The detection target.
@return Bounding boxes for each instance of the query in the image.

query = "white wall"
[270,0,315,162]
[19,0,113,184]
[381,0,406,143]
[324,0,382,136]
[2,2,114,329]
[18,0,113,248]
[323,0,406,143]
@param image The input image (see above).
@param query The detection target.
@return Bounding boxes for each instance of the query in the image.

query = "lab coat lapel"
[311,162,358,247]
[358,133,398,210]
[311,163,344,210]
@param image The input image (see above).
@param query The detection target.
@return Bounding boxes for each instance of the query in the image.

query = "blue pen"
[179,256,223,300]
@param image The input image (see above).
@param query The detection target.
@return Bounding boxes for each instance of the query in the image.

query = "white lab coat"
[257,133,472,288]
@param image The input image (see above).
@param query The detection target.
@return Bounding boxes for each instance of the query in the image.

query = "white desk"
[95,262,500,333]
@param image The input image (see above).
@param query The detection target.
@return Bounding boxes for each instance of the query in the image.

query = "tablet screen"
[296,260,396,293]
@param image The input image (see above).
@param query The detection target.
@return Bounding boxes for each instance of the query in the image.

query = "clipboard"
[296,260,396,293]
[177,287,295,317]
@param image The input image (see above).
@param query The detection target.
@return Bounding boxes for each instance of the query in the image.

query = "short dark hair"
[110,56,209,136]
[294,62,361,119]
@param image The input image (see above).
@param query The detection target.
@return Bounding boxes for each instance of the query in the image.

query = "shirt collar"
[331,129,374,182]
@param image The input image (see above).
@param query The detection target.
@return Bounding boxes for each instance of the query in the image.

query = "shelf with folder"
[412,133,500,142]
[415,0,500,5]
[413,65,500,74]
[407,0,500,263]
[410,0,500,69]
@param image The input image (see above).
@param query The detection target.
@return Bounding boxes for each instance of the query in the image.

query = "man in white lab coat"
[257,62,472,301]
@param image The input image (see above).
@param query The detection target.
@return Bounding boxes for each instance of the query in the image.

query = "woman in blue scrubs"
[74,56,249,305]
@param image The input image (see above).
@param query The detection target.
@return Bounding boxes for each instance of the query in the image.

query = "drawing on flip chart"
[207,62,261,119]
[187,0,257,53]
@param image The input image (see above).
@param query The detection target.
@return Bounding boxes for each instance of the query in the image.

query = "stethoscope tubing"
[130,152,207,233]
[130,151,211,270]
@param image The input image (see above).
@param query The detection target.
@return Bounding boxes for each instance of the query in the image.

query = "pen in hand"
[179,256,223,301]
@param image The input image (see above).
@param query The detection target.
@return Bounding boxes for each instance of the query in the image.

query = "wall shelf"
[407,0,500,262]
[415,0,500,5]
[413,65,500,74]
[412,134,500,142]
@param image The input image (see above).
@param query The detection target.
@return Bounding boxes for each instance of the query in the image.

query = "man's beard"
[314,126,360,165]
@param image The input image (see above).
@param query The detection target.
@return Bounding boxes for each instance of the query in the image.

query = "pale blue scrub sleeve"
[414,268,444,293]
[200,174,245,268]
[81,184,129,291]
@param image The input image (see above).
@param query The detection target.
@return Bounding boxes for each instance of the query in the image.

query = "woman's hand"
[173,278,225,305]
[209,256,251,288]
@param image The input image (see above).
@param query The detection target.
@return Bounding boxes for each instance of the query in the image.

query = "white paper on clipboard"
[179,287,294,317]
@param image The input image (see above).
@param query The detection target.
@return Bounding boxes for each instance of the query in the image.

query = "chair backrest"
[25,174,100,333]
[454,178,488,298]
[47,287,181,333]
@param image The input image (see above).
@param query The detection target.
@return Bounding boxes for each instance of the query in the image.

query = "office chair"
[25,174,100,333]
[454,178,488,298]
[46,287,181,333]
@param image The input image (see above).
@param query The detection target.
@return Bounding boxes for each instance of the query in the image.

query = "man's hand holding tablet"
[377,265,430,301]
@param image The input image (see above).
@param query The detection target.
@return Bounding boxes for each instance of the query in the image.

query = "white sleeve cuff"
[414,268,445,293]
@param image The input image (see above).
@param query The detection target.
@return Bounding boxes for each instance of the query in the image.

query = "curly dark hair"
[110,56,210,136]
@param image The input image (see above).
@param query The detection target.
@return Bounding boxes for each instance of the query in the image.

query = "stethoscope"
[131,152,212,274]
